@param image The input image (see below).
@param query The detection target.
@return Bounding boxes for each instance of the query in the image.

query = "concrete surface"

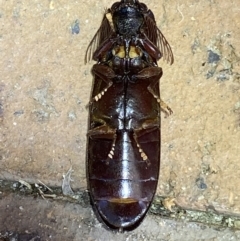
[1,191,240,241]
[1,0,240,240]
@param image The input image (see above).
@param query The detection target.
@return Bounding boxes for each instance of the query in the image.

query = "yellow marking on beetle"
[129,46,142,58]
[113,46,125,58]
[94,94,102,102]
[109,198,137,204]
[113,46,142,58]
[106,12,114,31]
[141,152,148,161]
[92,85,112,103]
[93,92,106,102]
[107,144,116,160]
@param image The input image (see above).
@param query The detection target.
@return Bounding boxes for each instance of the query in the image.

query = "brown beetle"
[85,0,173,230]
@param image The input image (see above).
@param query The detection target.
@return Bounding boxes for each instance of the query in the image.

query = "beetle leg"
[148,74,173,117]
[133,66,173,117]
[88,124,115,139]
[137,34,161,60]
[133,122,159,165]
[136,142,149,164]
[133,132,150,164]
[143,69,173,116]
[92,64,116,83]
[107,141,116,160]
[132,66,162,80]
[132,66,162,100]
[158,99,173,117]
[88,124,117,162]
[93,37,116,61]
[90,64,116,104]
[133,127,159,165]
[141,118,160,129]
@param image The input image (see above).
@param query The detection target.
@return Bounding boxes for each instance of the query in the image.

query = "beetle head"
[110,0,148,36]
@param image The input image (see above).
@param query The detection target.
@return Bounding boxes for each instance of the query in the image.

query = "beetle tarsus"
[158,98,173,117]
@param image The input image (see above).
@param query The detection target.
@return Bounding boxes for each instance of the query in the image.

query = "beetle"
[85,0,173,230]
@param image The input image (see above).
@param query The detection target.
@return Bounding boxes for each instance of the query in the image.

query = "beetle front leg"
[137,35,161,60]
[93,37,116,61]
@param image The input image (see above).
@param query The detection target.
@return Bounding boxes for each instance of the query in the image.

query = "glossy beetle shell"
[86,0,173,230]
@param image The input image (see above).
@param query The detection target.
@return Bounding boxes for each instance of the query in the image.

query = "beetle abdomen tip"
[96,199,149,229]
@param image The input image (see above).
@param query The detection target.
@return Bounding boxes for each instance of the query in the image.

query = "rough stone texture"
[0,0,240,239]
[1,192,240,241]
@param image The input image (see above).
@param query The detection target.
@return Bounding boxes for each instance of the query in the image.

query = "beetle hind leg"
[107,139,116,160]
[133,133,150,165]
[88,124,116,163]
[136,143,150,164]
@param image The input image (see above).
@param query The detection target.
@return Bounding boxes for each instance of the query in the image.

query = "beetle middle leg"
[90,64,116,103]
[133,66,173,116]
